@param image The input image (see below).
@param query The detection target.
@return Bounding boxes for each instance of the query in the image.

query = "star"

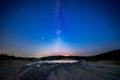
[41,37,44,40]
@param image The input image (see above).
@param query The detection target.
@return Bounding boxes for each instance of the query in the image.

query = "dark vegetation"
[0,49,120,61]
[0,54,39,61]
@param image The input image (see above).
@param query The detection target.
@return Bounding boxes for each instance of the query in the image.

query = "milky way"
[0,0,120,57]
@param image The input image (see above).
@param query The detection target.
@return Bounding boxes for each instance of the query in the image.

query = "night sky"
[0,0,120,57]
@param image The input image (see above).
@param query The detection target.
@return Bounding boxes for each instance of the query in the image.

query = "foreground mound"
[0,60,120,80]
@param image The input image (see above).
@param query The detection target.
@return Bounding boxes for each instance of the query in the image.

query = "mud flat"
[0,60,120,80]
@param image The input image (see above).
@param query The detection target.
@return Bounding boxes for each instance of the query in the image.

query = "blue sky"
[0,0,120,57]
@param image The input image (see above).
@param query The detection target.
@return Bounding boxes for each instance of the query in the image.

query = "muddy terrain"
[0,60,120,80]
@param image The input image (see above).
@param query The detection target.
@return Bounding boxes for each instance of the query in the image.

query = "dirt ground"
[0,60,120,80]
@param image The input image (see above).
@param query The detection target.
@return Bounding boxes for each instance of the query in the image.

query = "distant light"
[64,54,69,56]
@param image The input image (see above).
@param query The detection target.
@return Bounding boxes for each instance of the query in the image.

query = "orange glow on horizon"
[64,54,69,56]
[37,52,79,57]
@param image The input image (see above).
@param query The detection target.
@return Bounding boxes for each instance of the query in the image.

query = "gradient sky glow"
[0,0,120,57]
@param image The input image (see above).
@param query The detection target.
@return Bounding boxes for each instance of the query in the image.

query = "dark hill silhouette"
[89,49,120,61]
[40,49,120,61]
[0,49,120,61]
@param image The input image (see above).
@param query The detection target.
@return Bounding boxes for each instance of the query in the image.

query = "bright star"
[41,37,44,40]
